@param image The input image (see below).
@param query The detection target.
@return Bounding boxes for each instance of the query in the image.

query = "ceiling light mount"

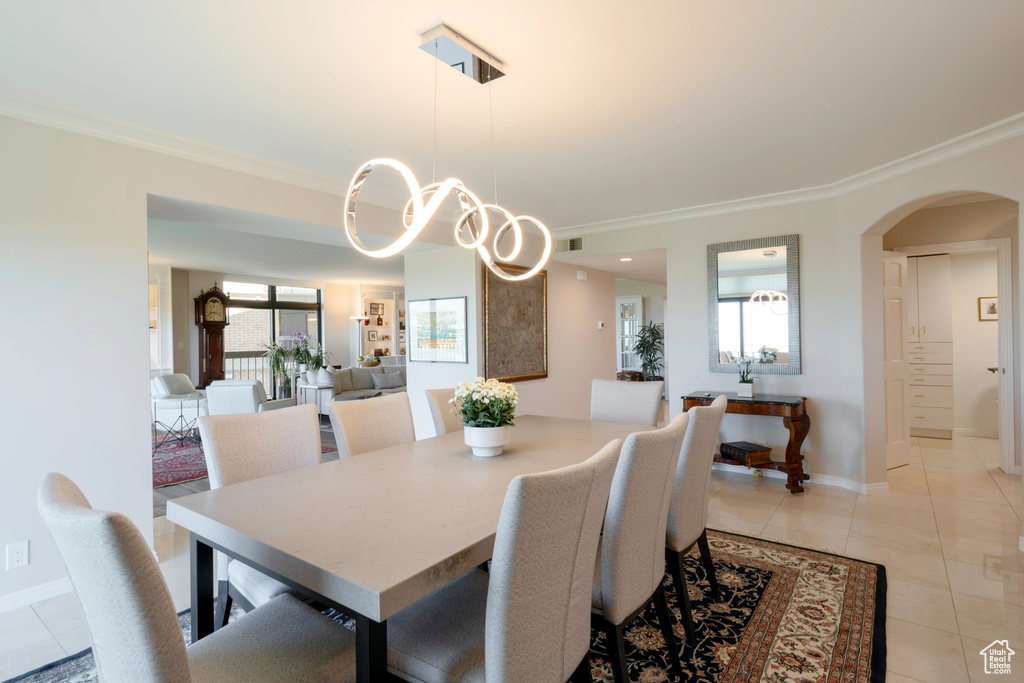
[420,24,505,84]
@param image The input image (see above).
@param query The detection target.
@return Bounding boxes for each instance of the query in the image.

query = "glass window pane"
[277,286,318,303]
[718,301,742,357]
[276,310,318,345]
[222,281,269,301]
[742,301,789,353]
[223,308,273,396]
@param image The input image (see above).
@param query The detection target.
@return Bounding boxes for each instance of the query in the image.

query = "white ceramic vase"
[737,381,755,398]
[464,425,511,457]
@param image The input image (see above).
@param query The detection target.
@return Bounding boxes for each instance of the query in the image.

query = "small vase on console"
[737,381,755,398]
[452,377,518,458]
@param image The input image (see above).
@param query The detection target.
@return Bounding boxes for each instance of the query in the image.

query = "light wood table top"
[167,414,649,621]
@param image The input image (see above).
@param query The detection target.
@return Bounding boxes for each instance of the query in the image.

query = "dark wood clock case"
[194,284,231,389]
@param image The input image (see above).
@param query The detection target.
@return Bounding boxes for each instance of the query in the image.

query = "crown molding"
[2,90,1022,233]
[0,90,351,196]
[554,111,1024,237]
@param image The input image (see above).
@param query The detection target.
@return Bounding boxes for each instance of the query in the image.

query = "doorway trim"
[895,238,1016,474]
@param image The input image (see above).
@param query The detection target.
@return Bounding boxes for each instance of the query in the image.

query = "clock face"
[205,299,224,322]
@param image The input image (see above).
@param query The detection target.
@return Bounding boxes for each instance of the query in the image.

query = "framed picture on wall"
[368,330,378,341]
[484,264,547,382]
[979,296,998,321]
[408,297,468,363]
[369,302,384,316]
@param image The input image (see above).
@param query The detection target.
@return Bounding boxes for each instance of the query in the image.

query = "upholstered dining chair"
[37,472,356,683]
[590,378,664,426]
[591,413,689,683]
[197,403,323,628]
[425,388,463,435]
[385,440,622,683]
[666,394,728,643]
[327,391,415,458]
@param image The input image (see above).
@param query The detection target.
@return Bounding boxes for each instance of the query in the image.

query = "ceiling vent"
[556,237,584,253]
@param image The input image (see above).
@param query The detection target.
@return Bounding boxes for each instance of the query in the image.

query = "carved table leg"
[782,413,811,493]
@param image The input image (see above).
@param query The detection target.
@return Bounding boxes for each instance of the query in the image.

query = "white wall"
[323,283,354,368]
[0,114,353,608]
[951,252,1000,436]
[404,247,482,438]
[515,263,617,420]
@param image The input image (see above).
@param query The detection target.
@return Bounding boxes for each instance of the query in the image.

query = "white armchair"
[150,373,207,429]
[206,380,294,415]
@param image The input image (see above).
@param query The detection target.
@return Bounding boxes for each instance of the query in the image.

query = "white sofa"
[151,373,207,428]
[206,380,295,415]
[296,365,407,415]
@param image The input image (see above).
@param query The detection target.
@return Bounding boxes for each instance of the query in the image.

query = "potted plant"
[263,341,293,399]
[757,345,778,364]
[734,356,756,398]
[450,377,518,456]
[633,320,665,381]
[292,331,314,371]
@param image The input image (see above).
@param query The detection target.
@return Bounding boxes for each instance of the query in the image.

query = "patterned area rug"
[2,531,884,683]
[152,437,207,488]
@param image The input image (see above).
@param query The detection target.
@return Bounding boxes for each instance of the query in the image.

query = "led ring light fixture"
[343,26,551,282]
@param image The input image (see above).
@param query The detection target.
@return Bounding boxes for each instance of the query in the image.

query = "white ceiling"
[3,1,1024,233]
[561,249,668,286]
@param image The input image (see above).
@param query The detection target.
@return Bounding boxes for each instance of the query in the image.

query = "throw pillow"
[350,366,382,390]
[371,372,404,390]
[317,368,333,387]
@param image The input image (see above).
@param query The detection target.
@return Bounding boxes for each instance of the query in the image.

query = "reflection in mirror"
[708,235,800,374]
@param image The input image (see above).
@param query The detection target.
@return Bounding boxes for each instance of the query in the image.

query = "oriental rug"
[3,530,884,683]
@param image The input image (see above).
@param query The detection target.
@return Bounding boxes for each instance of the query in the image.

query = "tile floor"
[2,435,1020,682]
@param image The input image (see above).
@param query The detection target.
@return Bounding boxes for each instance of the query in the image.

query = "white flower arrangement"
[450,377,518,427]
[733,356,757,383]
[757,345,778,363]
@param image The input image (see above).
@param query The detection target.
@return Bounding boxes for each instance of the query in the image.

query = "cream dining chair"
[591,413,688,683]
[589,379,664,426]
[666,394,728,643]
[37,472,356,683]
[197,403,323,627]
[425,388,463,435]
[385,440,622,683]
[327,391,415,458]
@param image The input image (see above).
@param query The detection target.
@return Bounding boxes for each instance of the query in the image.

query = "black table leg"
[355,613,388,682]
[190,533,215,643]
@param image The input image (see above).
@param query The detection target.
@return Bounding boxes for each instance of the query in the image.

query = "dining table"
[166,414,652,683]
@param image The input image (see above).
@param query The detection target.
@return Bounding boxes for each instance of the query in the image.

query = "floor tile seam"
[0,632,68,660]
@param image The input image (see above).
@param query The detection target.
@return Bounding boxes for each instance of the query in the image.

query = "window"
[718,297,788,359]
[222,282,323,398]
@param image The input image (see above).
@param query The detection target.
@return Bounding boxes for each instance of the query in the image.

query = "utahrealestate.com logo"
[980,640,1015,675]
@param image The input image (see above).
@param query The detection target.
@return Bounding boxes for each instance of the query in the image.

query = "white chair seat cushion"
[227,560,293,607]
[386,569,489,683]
[187,593,355,683]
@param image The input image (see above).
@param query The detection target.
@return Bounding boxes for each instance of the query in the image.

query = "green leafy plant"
[633,320,665,379]
[263,341,293,392]
[734,356,756,383]
[450,377,518,427]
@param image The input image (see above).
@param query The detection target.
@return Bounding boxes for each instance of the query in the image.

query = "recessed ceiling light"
[620,257,633,262]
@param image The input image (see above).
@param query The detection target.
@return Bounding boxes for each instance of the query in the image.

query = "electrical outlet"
[6,541,28,569]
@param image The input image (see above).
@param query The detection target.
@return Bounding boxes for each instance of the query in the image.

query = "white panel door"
[615,296,643,372]
[883,252,912,469]
[916,254,953,343]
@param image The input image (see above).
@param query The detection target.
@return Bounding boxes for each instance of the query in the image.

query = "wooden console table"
[682,392,811,494]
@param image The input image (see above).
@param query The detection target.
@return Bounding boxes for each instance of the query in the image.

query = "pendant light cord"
[432,40,439,184]
[488,74,497,205]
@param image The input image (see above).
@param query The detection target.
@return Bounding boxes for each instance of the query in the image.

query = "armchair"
[150,373,207,441]
[206,380,294,415]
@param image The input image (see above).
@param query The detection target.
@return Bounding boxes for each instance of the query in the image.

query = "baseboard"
[953,428,999,439]
[711,462,886,495]
[911,427,952,440]
[0,576,73,614]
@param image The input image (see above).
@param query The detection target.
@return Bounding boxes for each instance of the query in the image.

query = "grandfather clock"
[194,284,230,389]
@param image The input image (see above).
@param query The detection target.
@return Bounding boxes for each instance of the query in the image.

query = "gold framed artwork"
[483,264,547,382]
[979,296,998,321]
